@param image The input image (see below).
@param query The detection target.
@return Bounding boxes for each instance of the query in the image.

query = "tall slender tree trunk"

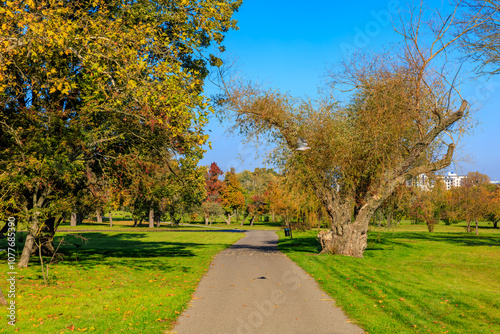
[155,212,161,227]
[467,220,472,233]
[475,219,479,236]
[109,212,113,227]
[149,207,154,228]
[249,215,258,227]
[240,211,249,226]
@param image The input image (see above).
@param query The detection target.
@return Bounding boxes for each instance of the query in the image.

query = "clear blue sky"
[200,0,500,182]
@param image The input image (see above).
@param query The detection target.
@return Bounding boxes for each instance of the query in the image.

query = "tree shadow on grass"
[49,232,230,271]
[276,230,499,256]
[388,232,500,247]
[278,236,321,254]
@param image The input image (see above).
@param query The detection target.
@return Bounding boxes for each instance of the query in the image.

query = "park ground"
[0,216,498,333]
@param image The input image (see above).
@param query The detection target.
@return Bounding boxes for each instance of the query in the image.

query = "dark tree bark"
[18,216,62,267]
[240,211,249,226]
[0,218,15,238]
[155,211,161,227]
[249,214,258,226]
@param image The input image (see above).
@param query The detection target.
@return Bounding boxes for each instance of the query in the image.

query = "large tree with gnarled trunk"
[220,5,476,257]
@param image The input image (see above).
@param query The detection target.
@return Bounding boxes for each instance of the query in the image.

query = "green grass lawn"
[0,231,243,333]
[278,225,500,334]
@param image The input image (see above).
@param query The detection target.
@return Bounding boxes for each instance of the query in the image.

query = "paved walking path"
[171,230,364,334]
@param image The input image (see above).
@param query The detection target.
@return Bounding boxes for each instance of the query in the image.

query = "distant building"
[406,173,431,191]
[408,172,497,190]
[442,172,466,190]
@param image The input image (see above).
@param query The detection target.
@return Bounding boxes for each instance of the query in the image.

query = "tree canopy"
[0,0,241,267]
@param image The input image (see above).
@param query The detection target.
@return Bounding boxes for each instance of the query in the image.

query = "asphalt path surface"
[170,230,364,334]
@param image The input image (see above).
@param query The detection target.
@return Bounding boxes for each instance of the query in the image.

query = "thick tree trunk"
[18,213,42,268]
[18,234,35,268]
[70,212,77,226]
[494,220,499,229]
[317,219,368,258]
[96,210,103,223]
[204,213,209,225]
[109,212,113,227]
[149,207,154,228]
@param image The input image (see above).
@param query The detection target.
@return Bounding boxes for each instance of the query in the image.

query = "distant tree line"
[373,172,500,234]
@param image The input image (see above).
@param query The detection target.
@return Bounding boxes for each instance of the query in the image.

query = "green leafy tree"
[0,0,241,267]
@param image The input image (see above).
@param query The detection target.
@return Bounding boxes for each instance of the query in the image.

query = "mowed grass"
[278,225,500,334]
[0,231,243,333]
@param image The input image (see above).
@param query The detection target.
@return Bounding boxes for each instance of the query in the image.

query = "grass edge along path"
[0,231,244,334]
[278,228,500,334]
